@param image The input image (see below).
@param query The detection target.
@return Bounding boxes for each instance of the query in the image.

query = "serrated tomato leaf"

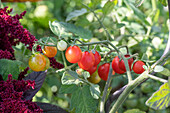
[66,8,87,22]
[22,71,46,100]
[0,59,20,80]
[70,85,98,113]
[59,84,78,94]
[90,84,101,99]
[102,0,118,16]
[159,68,170,76]
[36,102,68,113]
[49,21,92,39]
[146,82,170,110]
[61,70,83,85]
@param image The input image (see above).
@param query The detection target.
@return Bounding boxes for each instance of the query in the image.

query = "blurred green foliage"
[3,0,170,112]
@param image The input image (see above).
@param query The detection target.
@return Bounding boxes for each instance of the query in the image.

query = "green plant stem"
[56,63,77,73]
[151,0,157,11]
[148,74,168,83]
[100,63,113,113]
[82,3,112,41]
[109,71,149,113]
[61,51,67,68]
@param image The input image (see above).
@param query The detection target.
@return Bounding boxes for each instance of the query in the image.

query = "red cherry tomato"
[87,65,97,75]
[78,51,95,70]
[92,51,101,66]
[112,56,125,74]
[133,61,145,74]
[119,55,134,71]
[29,53,46,72]
[98,63,110,81]
[65,46,82,63]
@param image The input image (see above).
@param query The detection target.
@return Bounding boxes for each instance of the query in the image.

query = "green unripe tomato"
[57,40,67,51]
[141,82,153,93]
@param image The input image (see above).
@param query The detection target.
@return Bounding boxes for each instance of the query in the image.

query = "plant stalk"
[109,71,149,113]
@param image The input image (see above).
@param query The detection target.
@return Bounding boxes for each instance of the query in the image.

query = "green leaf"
[0,59,20,80]
[146,82,170,110]
[59,84,78,94]
[159,0,168,6]
[159,68,170,76]
[124,1,150,26]
[49,21,92,39]
[102,0,118,16]
[154,65,164,72]
[66,8,87,22]
[135,0,145,7]
[70,85,98,113]
[90,84,100,99]
[124,109,146,113]
[61,71,83,85]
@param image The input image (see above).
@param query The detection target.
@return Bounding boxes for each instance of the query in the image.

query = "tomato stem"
[82,3,113,41]
[61,51,67,68]
[148,74,168,83]
[100,63,113,113]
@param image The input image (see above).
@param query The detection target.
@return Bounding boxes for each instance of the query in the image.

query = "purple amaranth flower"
[0,50,13,59]
[0,74,43,113]
[49,57,64,69]
[0,7,37,59]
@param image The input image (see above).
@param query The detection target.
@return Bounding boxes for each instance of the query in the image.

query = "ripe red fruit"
[119,55,134,71]
[112,56,125,74]
[92,51,101,66]
[78,51,95,70]
[65,46,82,63]
[87,65,97,75]
[133,61,145,74]
[98,63,110,81]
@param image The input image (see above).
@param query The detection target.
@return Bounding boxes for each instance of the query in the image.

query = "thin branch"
[147,74,168,83]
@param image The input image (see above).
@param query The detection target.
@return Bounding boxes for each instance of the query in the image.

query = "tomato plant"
[88,71,101,84]
[133,61,145,74]
[42,43,57,58]
[28,53,46,72]
[92,51,101,66]
[57,40,67,51]
[78,51,95,70]
[112,56,125,74]
[98,63,110,81]
[87,65,97,75]
[119,55,134,71]
[65,45,82,63]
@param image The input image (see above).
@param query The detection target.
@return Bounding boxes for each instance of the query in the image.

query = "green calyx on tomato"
[65,45,82,63]
[29,53,46,72]
[98,63,110,81]
[78,51,95,70]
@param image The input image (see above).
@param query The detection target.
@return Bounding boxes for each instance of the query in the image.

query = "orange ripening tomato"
[29,53,46,72]
[2,0,41,2]
[42,43,57,58]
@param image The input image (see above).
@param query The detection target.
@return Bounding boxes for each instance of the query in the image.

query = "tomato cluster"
[29,41,68,72]
[112,55,145,75]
